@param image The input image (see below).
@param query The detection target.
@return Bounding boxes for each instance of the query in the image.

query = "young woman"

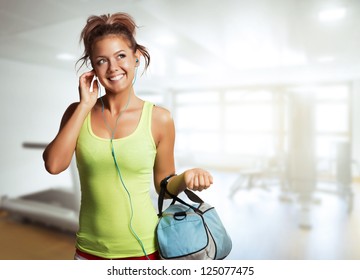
[43,12,213,260]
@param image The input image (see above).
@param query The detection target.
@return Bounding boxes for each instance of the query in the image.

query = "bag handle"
[158,175,204,216]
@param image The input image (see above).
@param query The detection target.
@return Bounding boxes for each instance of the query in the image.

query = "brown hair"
[76,12,150,72]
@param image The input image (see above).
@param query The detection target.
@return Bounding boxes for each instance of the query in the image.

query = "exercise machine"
[0,142,80,232]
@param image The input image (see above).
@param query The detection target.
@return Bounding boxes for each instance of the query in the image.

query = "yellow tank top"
[75,101,158,258]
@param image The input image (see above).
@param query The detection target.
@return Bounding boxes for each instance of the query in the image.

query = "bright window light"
[176,105,220,130]
[155,34,177,46]
[56,53,75,61]
[318,7,346,22]
[316,104,348,133]
[176,91,219,104]
[316,56,335,63]
[225,104,274,131]
[175,58,203,75]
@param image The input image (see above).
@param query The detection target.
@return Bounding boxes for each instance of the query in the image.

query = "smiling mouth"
[109,74,124,81]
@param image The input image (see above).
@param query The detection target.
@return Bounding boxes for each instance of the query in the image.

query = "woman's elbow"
[43,155,67,175]
[44,161,64,175]
[42,149,67,174]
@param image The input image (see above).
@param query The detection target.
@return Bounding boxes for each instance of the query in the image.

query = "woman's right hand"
[78,70,99,109]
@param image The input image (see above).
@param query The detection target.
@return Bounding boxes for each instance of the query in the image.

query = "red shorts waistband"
[75,249,159,260]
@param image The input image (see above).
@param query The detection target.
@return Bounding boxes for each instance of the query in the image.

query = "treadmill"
[0,142,80,232]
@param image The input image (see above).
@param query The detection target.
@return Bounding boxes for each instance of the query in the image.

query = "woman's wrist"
[166,173,187,196]
[78,101,94,112]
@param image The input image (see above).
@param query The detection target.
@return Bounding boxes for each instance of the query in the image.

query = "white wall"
[0,58,78,198]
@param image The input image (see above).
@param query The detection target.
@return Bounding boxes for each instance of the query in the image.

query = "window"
[173,83,351,173]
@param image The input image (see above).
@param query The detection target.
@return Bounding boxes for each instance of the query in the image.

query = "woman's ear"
[135,50,141,66]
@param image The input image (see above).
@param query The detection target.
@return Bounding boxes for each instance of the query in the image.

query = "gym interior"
[0,0,359,260]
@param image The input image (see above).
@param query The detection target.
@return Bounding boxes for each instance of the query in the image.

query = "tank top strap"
[138,101,154,136]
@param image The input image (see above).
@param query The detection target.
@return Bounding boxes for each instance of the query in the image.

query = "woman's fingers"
[78,70,98,107]
[186,169,213,191]
[79,71,96,91]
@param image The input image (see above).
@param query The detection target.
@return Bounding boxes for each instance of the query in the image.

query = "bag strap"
[158,174,175,216]
[158,175,205,216]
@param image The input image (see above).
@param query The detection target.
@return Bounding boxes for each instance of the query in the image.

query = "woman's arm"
[43,71,99,174]
[43,102,90,174]
[152,106,213,197]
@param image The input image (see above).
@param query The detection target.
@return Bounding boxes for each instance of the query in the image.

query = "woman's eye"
[97,59,106,65]
[118,53,126,59]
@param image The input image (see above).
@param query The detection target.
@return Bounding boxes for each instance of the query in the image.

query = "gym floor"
[0,210,75,260]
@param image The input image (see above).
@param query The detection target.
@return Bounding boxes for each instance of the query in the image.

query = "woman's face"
[91,35,138,94]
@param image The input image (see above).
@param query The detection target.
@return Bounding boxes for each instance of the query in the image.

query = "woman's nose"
[108,58,119,72]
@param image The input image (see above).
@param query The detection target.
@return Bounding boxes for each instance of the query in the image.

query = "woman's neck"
[102,89,134,117]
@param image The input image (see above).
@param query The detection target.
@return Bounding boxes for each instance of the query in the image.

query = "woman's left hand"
[184,168,213,191]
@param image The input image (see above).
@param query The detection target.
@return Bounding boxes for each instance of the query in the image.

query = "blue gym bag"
[156,183,232,260]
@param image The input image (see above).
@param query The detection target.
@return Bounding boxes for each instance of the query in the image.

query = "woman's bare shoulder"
[152,104,174,125]
[59,101,81,128]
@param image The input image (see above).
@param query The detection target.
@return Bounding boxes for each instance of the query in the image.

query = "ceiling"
[1,0,360,89]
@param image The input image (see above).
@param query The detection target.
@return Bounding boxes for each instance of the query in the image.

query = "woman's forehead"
[92,34,132,53]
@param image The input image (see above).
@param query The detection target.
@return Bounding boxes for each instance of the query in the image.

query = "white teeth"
[109,74,123,81]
